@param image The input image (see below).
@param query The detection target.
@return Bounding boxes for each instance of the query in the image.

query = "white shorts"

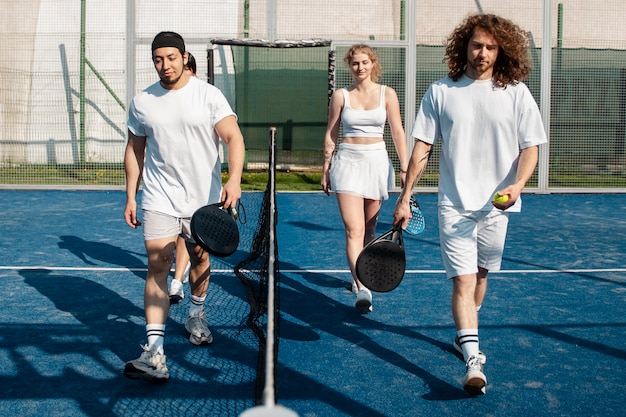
[329,142,394,200]
[438,205,509,279]
[142,210,194,242]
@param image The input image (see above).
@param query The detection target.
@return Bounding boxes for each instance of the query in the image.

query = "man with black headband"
[123,31,245,382]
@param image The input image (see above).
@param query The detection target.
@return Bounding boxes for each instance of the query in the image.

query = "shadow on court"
[0,190,624,417]
[278,268,467,402]
[58,235,146,279]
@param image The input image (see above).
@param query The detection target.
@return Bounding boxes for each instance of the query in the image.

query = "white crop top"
[341,86,387,138]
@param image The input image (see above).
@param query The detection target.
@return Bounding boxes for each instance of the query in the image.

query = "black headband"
[151,31,185,55]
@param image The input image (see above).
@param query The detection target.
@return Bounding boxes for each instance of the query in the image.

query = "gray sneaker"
[185,311,213,345]
[462,355,487,396]
[124,345,169,382]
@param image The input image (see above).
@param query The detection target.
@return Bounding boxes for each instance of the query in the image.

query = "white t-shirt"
[128,76,236,217]
[411,75,547,212]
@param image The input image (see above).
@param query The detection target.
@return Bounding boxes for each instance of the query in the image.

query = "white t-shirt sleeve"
[411,84,440,145]
[127,99,145,137]
[516,84,548,149]
[210,87,237,126]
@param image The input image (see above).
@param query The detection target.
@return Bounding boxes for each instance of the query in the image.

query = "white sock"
[146,324,165,354]
[189,294,206,316]
[456,329,479,362]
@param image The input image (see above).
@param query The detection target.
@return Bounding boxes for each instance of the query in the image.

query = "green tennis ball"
[493,193,509,203]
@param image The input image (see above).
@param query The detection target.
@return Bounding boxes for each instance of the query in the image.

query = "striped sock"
[456,329,479,362]
[146,324,166,354]
[189,294,206,317]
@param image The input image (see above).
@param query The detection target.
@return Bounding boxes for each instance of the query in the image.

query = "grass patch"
[0,164,125,186]
[1,164,625,190]
[236,170,323,191]
[0,164,325,191]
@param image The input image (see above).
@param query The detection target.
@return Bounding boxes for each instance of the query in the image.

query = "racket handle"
[404,196,425,235]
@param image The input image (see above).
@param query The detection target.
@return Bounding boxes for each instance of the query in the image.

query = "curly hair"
[445,14,531,88]
[343,44,383,83]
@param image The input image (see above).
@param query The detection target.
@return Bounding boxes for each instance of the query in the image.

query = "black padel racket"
[190,202,239,257]
[356,223,406,292]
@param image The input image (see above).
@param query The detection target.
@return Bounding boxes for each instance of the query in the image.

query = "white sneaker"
[169,279,184,304]
[462,355,487,396]
[355,288,372,314]
[185,311,213,345]
[123,345,169,382]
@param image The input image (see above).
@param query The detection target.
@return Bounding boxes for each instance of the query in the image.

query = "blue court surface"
[0,190,624,417]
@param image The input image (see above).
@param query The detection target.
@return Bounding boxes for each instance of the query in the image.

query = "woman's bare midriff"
[341,137,384,145]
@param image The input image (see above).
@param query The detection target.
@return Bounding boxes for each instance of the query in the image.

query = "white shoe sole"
[462,373,486,396]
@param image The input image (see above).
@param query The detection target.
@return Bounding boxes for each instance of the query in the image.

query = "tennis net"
[235,127,296,416]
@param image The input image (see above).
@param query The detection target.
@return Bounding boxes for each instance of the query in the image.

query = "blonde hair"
[343,44,382,83]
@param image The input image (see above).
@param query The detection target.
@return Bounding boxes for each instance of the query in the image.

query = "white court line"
[1,266,625,274]
[282,268,626,274]
[0,266,234,273]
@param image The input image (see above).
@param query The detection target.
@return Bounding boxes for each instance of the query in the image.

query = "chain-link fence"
[1,0,624,191]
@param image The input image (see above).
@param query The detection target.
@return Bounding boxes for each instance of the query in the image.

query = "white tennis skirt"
[329,142,394,200]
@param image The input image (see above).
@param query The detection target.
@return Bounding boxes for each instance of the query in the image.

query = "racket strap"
[225,200,246,224]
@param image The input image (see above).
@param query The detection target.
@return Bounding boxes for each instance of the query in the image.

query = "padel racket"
[190,202,239,257]
[404,195,425,235]
[356,223,406,292]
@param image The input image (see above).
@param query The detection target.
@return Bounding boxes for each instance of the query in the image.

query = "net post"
[207,45,215,85]
[538,0,553,193]
[238,127,299,417]
[262,125,278,407]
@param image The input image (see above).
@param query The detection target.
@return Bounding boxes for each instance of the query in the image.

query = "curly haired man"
[394,14,547,395]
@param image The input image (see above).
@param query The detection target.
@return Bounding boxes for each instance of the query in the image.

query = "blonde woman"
[322,44,408,313]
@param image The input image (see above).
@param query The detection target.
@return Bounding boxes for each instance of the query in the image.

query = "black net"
[234,127,279,405]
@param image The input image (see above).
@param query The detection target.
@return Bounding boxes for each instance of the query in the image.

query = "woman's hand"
[321,167,331,195]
